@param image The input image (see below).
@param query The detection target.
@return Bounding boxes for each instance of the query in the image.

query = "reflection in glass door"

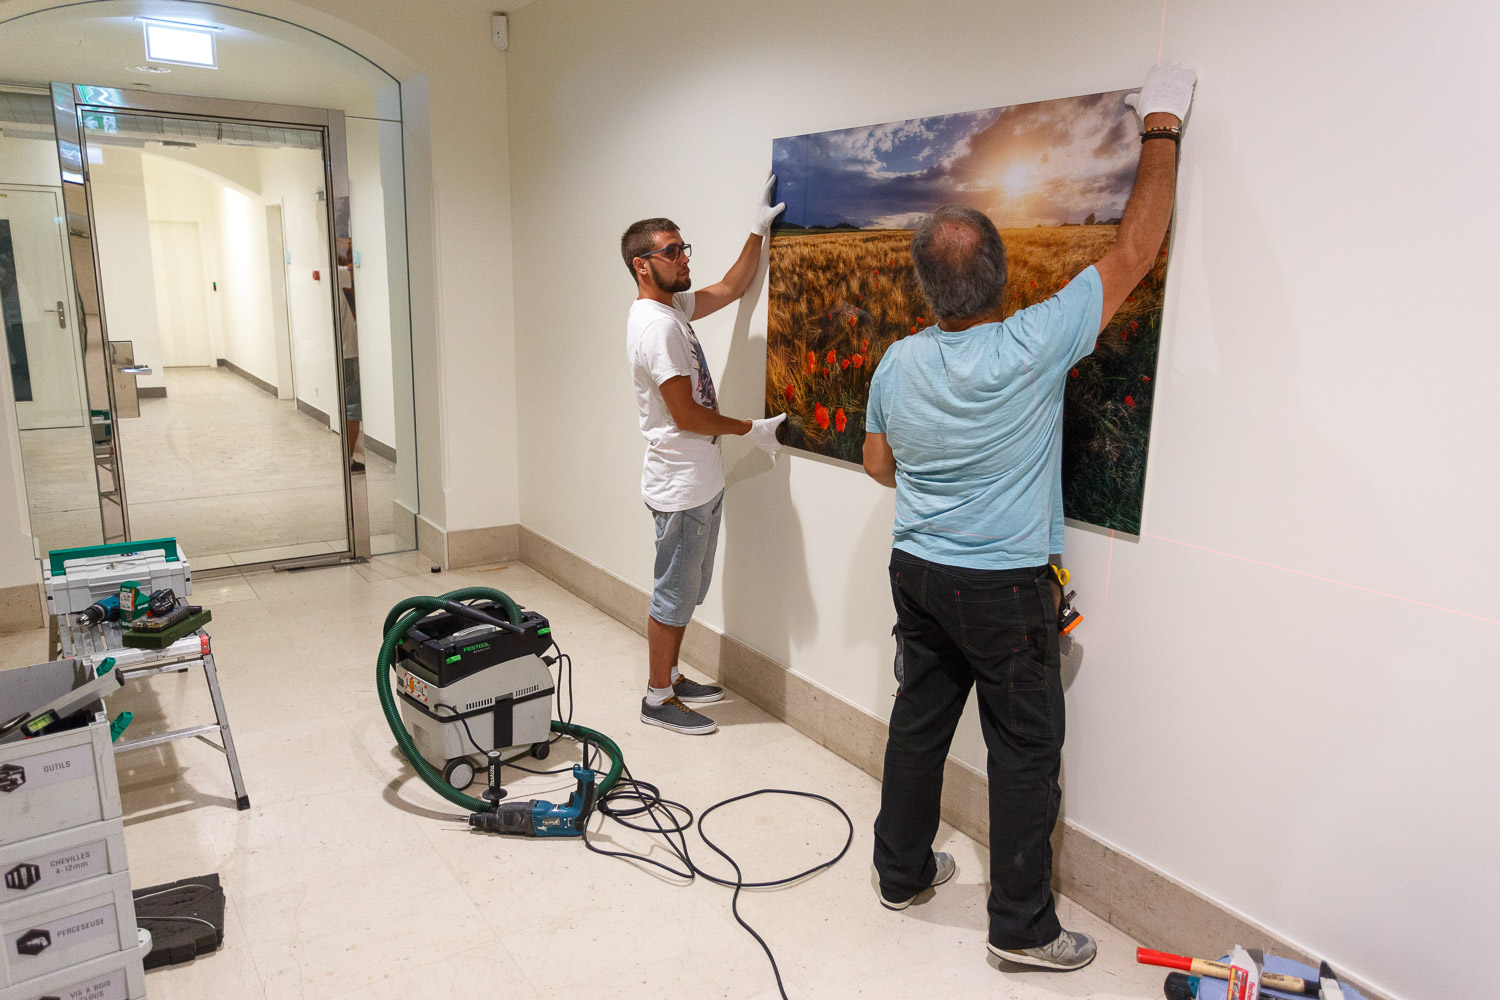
[55,86,378,571]
[1,182,100,552]
[2,187,85,430]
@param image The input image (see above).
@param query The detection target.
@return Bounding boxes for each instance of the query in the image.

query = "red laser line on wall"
[1141,532,1500,627]
[1157,0,1167,64]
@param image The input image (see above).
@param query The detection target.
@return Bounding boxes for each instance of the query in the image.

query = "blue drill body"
[469,765,596,837]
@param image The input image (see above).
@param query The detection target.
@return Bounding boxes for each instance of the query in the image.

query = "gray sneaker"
[879,851,956,910]
[672,675,723,704]
[988,929,1097,971]
[640,696,717,735]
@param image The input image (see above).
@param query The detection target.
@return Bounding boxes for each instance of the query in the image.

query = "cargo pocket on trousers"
[1007,653,1055,740]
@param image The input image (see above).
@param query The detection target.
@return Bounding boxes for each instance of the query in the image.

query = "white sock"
[646,684,675,707]
[670,668,682,684]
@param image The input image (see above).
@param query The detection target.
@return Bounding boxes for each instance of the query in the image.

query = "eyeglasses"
[638,242,692,262]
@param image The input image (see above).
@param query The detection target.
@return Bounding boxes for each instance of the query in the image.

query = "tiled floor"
[0,555,1168,999]
[16,366,408,564]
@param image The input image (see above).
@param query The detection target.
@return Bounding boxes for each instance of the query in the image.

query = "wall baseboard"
[514,524,1391,1000]
[217,357,277,397]
[295,397,333,430]
[0,581,45,634]
[415,517,520,571]
[364,434,396,463]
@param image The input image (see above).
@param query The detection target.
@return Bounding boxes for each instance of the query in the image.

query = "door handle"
[42,300,66,328]
[118,365,152,375]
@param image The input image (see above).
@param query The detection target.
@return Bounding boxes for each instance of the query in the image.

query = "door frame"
[50,82,370,564]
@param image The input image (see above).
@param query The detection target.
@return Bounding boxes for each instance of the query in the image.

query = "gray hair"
[910,206,1008,323]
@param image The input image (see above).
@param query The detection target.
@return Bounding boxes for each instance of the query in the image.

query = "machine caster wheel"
[443,757,477,789]
[530,741,550,760]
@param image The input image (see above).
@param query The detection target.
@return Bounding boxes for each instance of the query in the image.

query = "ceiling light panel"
[142,20,217,69]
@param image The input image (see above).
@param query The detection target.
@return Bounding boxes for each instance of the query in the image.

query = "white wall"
[505,2,1500,998]
[346,118,396,450]
[256,146,338,427]
[86,148,165,394]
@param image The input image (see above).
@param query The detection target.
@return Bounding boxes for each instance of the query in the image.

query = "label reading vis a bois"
[3,839,109,900]
[27,966,128,1000]
[9,904,117,959]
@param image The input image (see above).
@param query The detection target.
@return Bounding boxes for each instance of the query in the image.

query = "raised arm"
[1093,63,1196,332]
[691,173,786,320]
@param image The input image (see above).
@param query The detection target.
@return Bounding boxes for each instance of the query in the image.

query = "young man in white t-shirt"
[622,177,786,734]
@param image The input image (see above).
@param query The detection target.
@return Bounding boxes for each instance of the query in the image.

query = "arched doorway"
[0,1,419,570]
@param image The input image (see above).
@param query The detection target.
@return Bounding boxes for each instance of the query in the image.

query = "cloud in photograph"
[773,89,1138,230]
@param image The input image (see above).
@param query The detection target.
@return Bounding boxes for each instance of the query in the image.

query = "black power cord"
[420,619,851,999]
[580,751,853,1000]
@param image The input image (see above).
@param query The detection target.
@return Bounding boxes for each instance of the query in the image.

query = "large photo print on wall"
[764,89,1173,534]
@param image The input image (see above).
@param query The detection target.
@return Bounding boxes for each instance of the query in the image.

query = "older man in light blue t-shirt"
[861,62,1196,973]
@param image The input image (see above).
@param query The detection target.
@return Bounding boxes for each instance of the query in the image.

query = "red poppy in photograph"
[834,407,847,432]
[806,351,816,373]
[874,268,880,276]
[842,358,850,370]
[910,326,918,335]
[784,383,795,402]
[852,354,864,368]
[814,402,830,429]
[1124,395,1136,407]
[862,339,870,351]
[849,316,858,328]
[1070,368,1080,378]
[822,366,831,376]
[1129,320,1139,332]
[826,350,837,365]
[1141,375,1151,382]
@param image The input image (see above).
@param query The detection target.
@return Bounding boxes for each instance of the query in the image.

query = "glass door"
[51,83,371,569]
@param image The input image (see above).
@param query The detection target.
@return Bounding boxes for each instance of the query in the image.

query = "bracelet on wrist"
[1140,128,1182,144]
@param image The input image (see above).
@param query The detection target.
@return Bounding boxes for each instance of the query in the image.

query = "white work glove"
[1123,61,1196,124]
[745,413,787,455]
[751,171,786,237]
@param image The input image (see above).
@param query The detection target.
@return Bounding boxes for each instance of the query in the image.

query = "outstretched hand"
[1124,61,1196,124]
[752,172,786,236]
[745,413,787,456]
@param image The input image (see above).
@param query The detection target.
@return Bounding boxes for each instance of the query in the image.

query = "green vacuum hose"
[376,586,623,813]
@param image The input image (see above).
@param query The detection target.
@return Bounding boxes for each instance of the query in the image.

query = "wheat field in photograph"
[764,225,1168,533]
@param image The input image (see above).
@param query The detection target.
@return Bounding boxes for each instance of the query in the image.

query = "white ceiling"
[0,1,399,119]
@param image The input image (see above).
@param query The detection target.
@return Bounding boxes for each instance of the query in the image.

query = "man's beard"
[652,261,691,294]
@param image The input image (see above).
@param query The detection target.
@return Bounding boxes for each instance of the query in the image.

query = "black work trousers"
[873,548,1064,950]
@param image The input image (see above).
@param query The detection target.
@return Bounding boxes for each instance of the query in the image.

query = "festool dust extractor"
[376,586,622,836]
[375,585,855,1000]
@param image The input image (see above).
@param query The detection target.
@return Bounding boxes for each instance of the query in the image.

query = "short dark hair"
[910,206,1008,323]
[621,218,679,279]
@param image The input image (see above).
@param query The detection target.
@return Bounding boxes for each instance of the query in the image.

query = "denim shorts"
[648,490,723,627]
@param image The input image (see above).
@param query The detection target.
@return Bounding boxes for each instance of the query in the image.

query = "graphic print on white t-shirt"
[685,323,719,442]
